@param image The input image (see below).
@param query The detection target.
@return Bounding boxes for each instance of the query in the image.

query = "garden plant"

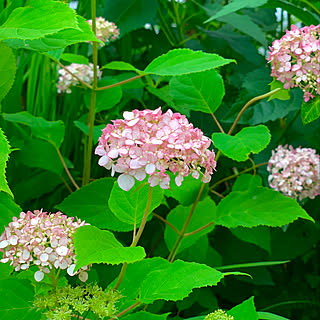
[0,0,319,319]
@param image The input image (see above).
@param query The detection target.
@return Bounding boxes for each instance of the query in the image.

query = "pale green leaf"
[257,311,290,320]
[61,53,89,65]
[56,178,134,231]
[0,279,41,319]
[169,69,225,114]
[268,78,290,101]
[301,96,320,124]
[0,42,16,103]
[122,312,170,320]
[3,111,65,148]
[205,0,268,22]
[140,260,229,303]
[102,61,140,72]
[164,197,216,253]
[0,129,12,196]
[212,125,271,161]
[74,225,146,270]
[108,180,163,225]
[144,49,235,76]
[0,0,78,40]
[228,296,258,320]
[216,185,314,228]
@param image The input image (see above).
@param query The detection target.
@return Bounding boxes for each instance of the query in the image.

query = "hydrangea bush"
[0,1,319,320]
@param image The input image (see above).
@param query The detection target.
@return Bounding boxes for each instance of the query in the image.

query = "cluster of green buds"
[205,309,234,320]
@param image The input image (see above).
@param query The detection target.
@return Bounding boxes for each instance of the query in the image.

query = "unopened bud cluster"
[57,63,102,93]
[87,17,120,43]
[95,107,216,191]
[205,309,234,320]
[34,284,121,320]
[268,24,320,102]
[267,145,320,200]
[0,210,89,282]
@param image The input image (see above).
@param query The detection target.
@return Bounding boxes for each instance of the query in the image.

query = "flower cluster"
[34,284,121,320]
[0,210,89,282]
[205,309,234,320]
[87,17,120,43]
[95,107,216,191]
[57,63,102,94]
[267,145,320,200]
[267,24,320,102]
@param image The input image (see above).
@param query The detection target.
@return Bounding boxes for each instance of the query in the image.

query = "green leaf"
[216,185,314,228]
[257,311,290,320]
[102,61,140,72]
[84,79,123,112]
[146,86,175,108]
[144,49,235,76]
[164,174,208,206]
[0,279,41,319]
[164,197,216,253]
[0,192,21,234]
[103,0,159,35]
[123,312,170,320]
[301,96,320,125]
[5,16,99,51]
[212,125,271,161]
[16,138,63,175]
[268,78,290,101]
[73,121,105,143]
[61,53,89,65]
[140,260,231,303]
[216,260,289,271]
[0,0,78,40]
[3,111,65,148]
[228,296,258,320]
[169,69,225,114]
[0,129,12,196]
[205,0,268,22]
[74,225,146,270]
[0,42,16,103]
[218,13,267,46]
[108,180,164,225]
[232,174,262,192]
[56,178,134,231]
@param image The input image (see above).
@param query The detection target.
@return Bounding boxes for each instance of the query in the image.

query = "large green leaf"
[216,176,314,228]
[205,0,268,22]
[212,125,271,161]
[164,197,216,253]
[301,97,320,125]
[257,312,290,320]
[56,178,133,231]
[0,192,21,234]
[84,79,123,112]
[122,312,170,320]
[228,296,258,320]
[108,180,163,225]
[60,53,89,65]
[0,129,12,196]
[5,16,99,51]
[169,69,225,114]
[144,49,235,76]
[0,42,16,103]
[0,0,78,40]
[74,225,146,270]
[140,260,236,303]
[103,0,159,35]
[0,279,41,319]
[3,112,65,148]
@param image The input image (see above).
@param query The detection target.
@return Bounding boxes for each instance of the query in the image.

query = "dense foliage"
[0,0,319,320]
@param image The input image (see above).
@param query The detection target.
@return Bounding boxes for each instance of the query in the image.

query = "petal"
[78,271,88,282]
[34,270,44,282]
[67,264,76,276]
[118,174,135,191]
[145,163,156,175]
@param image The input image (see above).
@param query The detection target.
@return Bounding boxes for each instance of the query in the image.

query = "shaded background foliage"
[0,0,320,319]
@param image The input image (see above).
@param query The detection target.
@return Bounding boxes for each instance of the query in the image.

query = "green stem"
[300,0,320,15]
[82,0,98,186]
[96,74,144,91]
[109,301,141,320]
[184,221,214,237]
[167,183,205,262]
[113,186,153,290]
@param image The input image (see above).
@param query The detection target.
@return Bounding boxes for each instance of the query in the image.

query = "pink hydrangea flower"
[267,24,320,102]
[87,17,120,44]
[57,63,102,94]
[0,210,89,282]
[267,145,320,200]
[95,107,216,191]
